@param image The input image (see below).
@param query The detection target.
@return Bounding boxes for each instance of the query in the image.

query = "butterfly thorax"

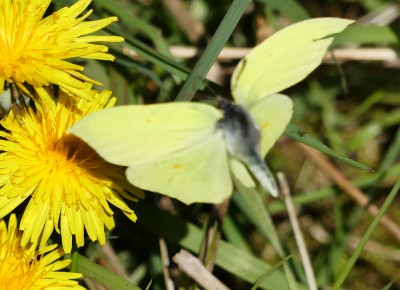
[218,101,261,161]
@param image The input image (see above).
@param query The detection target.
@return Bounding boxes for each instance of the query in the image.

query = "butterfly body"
[218,100,260,161]
[218,100,279,196]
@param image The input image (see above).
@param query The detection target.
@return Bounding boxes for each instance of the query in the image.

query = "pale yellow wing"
[69,102,232,204]
[231,18,354,107]
[248,94,293,156]
[69,103,223,166]
[126,134,232,205]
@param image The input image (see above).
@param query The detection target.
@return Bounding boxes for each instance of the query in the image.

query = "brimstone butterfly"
[69,18,353,204]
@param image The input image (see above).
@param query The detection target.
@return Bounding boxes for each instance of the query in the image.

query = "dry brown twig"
[156,196,179,290]
[298,143,400,244]
[173,249,230,290]
[347,235,400,262]
[101,242,131,280]
[122,46,400,64]
[84,242,129,290]
[158,0,225,83]
[278,172,318,290]
[159,237,175,290]
[159,0,205,44]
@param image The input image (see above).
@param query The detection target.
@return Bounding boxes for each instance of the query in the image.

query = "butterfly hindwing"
[126,134,232,205]
[248,93,293,156]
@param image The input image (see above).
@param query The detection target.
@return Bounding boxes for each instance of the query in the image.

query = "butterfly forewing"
[231,18,354,107]
[69,103,223,166]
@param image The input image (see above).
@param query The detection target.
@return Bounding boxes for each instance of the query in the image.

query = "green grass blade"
[333,25,400,46]
[232,185,299,290]
[115,31,190,80]
[175,0,251,101]
[129,263,148,285]
[381,282,394,290]
[71,252,141,290]
[216,241,305,290]
[232,188,284,256]
[285,123,372,171]
[223,214,253,254]
[251,255,294,290]
[115,57,164,89]
[332,179,400,290]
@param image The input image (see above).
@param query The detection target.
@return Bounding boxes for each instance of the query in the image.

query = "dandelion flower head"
[0,87,143,253]
[0,0,124,100]
[0,214,85,289]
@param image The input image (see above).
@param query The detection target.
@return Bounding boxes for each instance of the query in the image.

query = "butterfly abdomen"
[218,101,260,159]
[245,153,279,197]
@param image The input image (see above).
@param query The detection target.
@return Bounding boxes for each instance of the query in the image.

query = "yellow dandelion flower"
[0,214,86,289]
[0,87,144,253]
[0,0,124,100]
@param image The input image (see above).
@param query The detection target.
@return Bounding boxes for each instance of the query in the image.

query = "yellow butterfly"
[69,18,353,204]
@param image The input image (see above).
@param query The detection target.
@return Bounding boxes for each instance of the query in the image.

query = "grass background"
[52,0,400,289]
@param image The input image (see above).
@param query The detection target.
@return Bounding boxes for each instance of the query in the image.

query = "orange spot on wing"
[172,163,182,169]
[145,119,152,124]
[262,122,270,129]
